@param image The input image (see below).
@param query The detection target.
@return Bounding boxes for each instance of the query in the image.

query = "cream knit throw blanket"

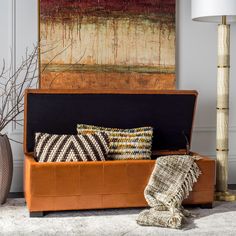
[137,155,201,229]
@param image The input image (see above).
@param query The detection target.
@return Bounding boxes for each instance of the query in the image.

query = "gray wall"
[178,0,236,183]
[0,0,38,192]
[0,0,236,192]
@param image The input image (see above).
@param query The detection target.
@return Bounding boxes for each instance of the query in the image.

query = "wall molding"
[7,129,23,135]
[194,126,236,132]
[9,126,236,135]
[9,0,17,132]
[13,160,24,167]
[198,155,236,161]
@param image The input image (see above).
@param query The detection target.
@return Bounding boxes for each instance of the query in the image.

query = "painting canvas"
[39,0,176,90]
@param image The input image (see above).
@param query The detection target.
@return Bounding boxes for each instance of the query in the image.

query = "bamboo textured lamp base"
[215,22,230,197]
[215,191,236,201]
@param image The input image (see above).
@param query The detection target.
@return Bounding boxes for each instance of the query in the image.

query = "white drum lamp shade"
[192,0,236,200]
[192,0,236,22]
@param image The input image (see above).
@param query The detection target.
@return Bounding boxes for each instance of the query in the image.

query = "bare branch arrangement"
[0,44,39,133]
[0,40,83,136]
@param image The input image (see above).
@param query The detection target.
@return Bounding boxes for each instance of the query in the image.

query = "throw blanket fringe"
[137,155,201,229]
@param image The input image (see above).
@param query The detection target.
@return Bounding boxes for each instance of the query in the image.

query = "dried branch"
[41,43,72,74]
[48,48,86,87]
[0,45,39,132]
[0,41,80,136]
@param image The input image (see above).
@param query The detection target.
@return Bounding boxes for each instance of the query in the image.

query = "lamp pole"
[215,16,231,196]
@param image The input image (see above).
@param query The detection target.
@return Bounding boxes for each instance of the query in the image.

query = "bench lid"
[24,89,198,156]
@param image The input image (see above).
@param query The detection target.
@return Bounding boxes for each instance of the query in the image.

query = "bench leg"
[200,203,213,209]
[30,211,44,217]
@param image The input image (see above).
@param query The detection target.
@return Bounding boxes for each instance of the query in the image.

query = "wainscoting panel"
[6,0,37,192]
[192,128,236,157]
[229,160,236,185]
[11,160,24,192]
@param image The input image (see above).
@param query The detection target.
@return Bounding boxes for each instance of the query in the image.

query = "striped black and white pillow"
[77,125,153,160]
[34,132,110,162]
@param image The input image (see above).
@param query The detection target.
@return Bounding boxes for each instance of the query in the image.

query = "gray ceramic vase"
[0,134,13,205]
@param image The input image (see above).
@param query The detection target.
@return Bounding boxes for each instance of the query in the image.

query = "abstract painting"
[39,0,176,90]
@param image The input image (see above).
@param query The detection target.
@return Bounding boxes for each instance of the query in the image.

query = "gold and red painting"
[39,0,176,90]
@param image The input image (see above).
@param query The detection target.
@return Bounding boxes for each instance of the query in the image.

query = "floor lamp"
[192,0,236,201]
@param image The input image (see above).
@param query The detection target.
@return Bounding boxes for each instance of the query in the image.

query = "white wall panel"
[15,0,38,61]
[178,0,236,184]
[0,0,10,64]
[3,0,38,192]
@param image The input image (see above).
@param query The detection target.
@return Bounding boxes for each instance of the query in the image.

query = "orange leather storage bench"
[24,89,215,216]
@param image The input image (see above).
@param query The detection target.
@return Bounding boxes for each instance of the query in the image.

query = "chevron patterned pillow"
[34,132,110,162]
[77,124,153,160]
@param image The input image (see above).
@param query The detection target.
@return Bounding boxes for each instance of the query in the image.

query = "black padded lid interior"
[25,91,197,153]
